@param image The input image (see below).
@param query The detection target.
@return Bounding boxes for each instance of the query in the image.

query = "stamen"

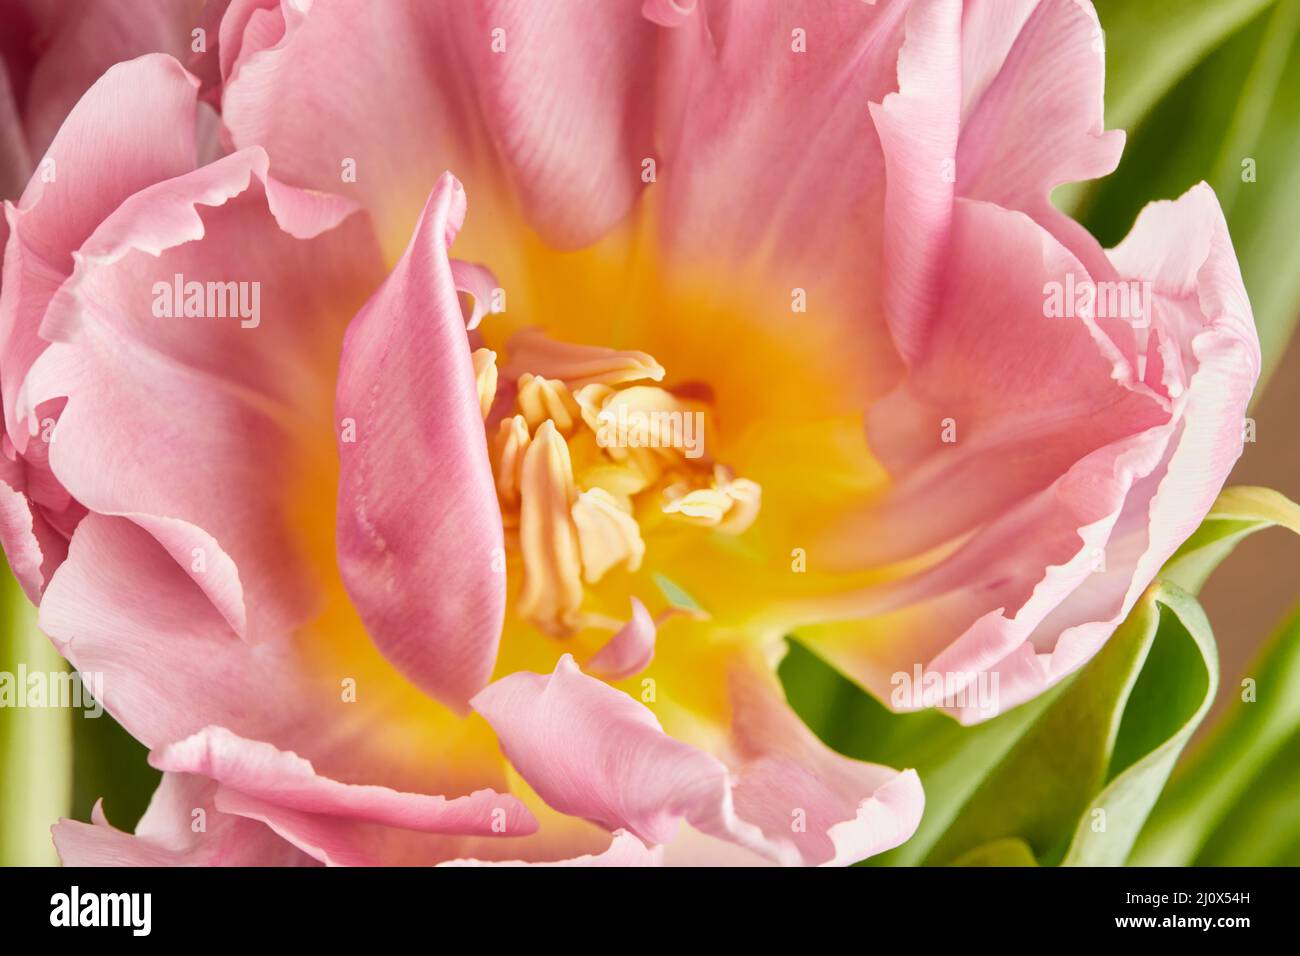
[516,420,584,634]
[516,373,582,435]
[663,467,761,534]
[486,329,762,632]
[493,414,531,508]
[571,487,645,584]
[715,472,762,534]
[662,485,730,524]
[596,385,703,457]
[472,348,497,421]
[502,327,665,388]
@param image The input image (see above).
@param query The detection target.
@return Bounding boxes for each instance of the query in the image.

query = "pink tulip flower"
[0,0,1257,866]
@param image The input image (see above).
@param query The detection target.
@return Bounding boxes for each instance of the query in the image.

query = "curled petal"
[800,186,1258,722]
[3,54,199,449]
[472,654,922,865]
[145,726,538,866]
[438,829,661,867]
[21,145,380,643]
[452,259,497,331]
[335,173,505,709]
[586,597,656,680]
[54,775,317,868]
[0,467,64,601]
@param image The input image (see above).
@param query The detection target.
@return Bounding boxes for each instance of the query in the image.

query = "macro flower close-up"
[1,0,1299,896]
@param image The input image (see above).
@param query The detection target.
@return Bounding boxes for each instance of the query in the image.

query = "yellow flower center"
[473,328,761,636]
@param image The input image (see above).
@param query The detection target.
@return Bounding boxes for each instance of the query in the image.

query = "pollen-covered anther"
[502,327,666,388]
[472,348,497,420]
[663,466,762,535]
[488,329,763,631]
[493,413,531,509]
[516,420,584,635]
[516,373,582,435]
[571,487,645,584]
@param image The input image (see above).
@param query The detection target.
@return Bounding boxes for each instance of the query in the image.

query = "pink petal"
[153,726,535,835]
[651,0,909,395]
[438,829,662,867]
[335,173,505,711]
[55,776,318,867]
[832,198,1167,569]
[217,0,283,84]
[872,0,1126,364]
[450,258,498,331]
[799,186,1257,721]
[142,726,538,866]
[21,146,381,643]
[472,654,922,865]
[39,514,308,749]
[42,513,487,799]
[869,0,962,364]
[2,54,199,450]
[42,513,552,866]
[956,0,1126,278]
[585,597,656,680]
[10,0,197,163]
[0,468,64,601]
[456,0,658,248]
[220,0,657,254]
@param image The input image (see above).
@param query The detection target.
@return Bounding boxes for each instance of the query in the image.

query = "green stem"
[0,567,71,866]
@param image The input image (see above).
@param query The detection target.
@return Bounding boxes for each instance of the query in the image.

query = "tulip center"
[476,328,761,636]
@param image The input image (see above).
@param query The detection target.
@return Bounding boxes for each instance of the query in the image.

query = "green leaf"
[1060,588,1218,864]
[1194,732,1300,865]
[70,708,160,835]
[780,644,1058,866]
[951,837,1040,867]
[1162,485,1300,593]
[922,585,1215,866]
[1130,601,1300,865]
[783,584,1218,866]
[0,557,157,861]
[1093,0,1279,134]
[0,568,70,866]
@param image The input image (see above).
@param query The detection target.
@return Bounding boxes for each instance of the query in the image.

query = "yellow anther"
[484,330,763,631]
[516,373,582,435]
[471,348,497,421]
[502,327,665,389]
[516,420,585,635]
[571,487,645,584]
[493,414,531,507]
[662,468,762,534]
